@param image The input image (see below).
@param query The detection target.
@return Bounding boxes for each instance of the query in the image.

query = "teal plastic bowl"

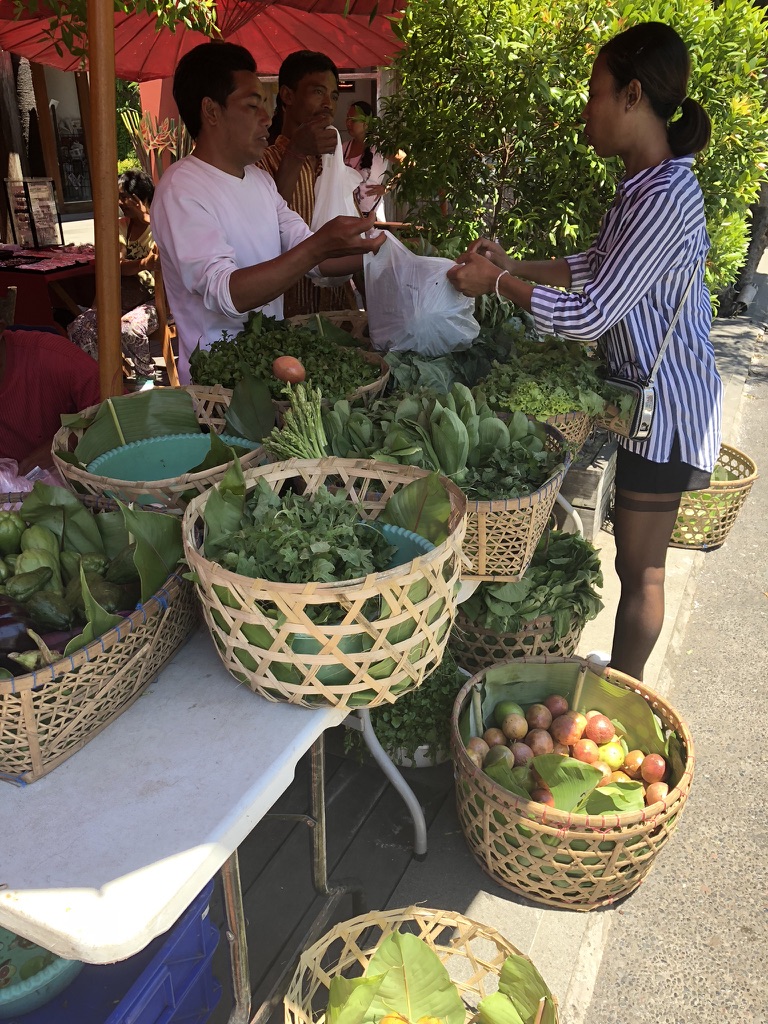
[369,522,435,569]
[0,926,83,1019]
[86,433,258,483]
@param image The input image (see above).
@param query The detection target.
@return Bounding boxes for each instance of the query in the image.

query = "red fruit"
[640,753,667,784]
[544,694,569,718]
[551,712,588,746]
[552,742,569,756]
[572,738,599,764]
[594,761,614,786]
[467,736,490,759]
[645,781,670,805]
[483,728,507,748]
[623,749,645,779]
[530,787,555,807]
[584,714,616,745]
[500,713,528,742]
[525,729,554,756]
[608,770,632,784]
[585,709,601,720]
[525,703,553,730]
[272,355,306,383]
[510,742,534,766]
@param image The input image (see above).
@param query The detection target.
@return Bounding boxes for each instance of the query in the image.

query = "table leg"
[221,850,252,1024]
[49,281,83,318]
[353,710,428,857]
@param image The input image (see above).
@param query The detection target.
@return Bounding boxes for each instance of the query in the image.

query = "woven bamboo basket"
[288,309,370,346]
[284,906,559,1024]
[670,443,757,549]
[449,609,583,676]
[451,657,694,910]
[182,459,466,709]
[462,426,571,581]
[0,571,197,784]
[51,387,266,512]
[545,410,593,451]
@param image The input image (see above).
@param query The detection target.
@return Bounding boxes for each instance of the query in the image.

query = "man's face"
[213,70,272,168]
[282,70,339,128]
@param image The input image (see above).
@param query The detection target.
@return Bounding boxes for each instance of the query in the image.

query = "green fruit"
[493,699,525,727]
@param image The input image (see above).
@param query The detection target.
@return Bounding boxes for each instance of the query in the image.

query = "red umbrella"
[0,0,403,78]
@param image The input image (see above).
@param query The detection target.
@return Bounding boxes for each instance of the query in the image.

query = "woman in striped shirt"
[448,22,722,680]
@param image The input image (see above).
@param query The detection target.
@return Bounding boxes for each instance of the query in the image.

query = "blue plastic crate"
[8,882,221,1024]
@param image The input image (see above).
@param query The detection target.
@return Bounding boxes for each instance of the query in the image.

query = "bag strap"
[645,258,702,385]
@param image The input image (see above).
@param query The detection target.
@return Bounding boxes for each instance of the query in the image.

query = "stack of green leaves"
[460,530,603,638]
[326,929,556,1024]
[481,334,609,420]
[189,311,379,398]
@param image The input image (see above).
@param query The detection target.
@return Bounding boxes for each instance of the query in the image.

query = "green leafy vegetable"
[223,372,276,442]
[365,932,466,1024]
[379,473,452,546]
[117,501,185,602]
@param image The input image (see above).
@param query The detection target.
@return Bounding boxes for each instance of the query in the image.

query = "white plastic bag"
[310,127,363,231]
[363,232,480,355]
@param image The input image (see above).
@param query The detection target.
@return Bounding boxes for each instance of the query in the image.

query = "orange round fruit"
[273,355,306,382]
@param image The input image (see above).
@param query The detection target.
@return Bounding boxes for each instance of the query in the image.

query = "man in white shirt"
[151,41,384,383]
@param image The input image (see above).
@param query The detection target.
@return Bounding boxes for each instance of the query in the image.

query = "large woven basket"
[0,572,197,784]
[546,410,593,451]
[284,906,559,1024]
[462,426,571,581]
[449,609,583,676]
[51,386,266,513]
[451,657,694,910]
[670,443,757,550]
[182,459,466,709]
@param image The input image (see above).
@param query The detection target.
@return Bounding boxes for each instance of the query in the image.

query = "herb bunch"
[219,484,395,585]
[189,312,378,398]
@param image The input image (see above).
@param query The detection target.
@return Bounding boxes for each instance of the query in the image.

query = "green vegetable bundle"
[0,485,183,675]
[189,311,379,399]
[460,530,603,638]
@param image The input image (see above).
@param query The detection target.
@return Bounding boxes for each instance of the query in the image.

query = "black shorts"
[615,435,711,494]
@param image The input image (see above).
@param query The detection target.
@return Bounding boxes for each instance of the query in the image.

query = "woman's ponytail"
[667,97,711,156]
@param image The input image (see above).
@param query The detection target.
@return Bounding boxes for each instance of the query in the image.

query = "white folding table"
[0,630,348,1023]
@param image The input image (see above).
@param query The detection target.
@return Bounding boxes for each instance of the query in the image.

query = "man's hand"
[315,212,387,259]
[289,113,338,158]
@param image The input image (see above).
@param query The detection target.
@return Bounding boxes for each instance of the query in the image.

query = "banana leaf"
[224,373,276,442]
[116,501,184,602]
[185,432,240,477]
[365,932,465,1024]
[202,457,246,563]
[580,780,645,815]
[479,953,556,1024]
[96,510,131,560]
[327,975,386,1024]
[304,314,361,348]
[483,759,533,801]
[59,411,96,431]
[477,992,525,1024]
[533,754,603,812]
[379,473,451,545]
[74,389,201,467]
[64,567,123,655]
[21,483,104,554]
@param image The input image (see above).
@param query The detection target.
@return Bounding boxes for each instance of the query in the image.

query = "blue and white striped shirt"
[530,156,722,471]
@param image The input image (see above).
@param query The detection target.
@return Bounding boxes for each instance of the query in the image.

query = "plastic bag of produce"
[363,232,480,356]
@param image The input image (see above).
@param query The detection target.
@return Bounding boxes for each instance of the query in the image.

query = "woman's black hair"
[118,168,155,206]
[600,21,711,156]
[347,101,374,171]
[269,50,340,143]
[173,41,256,139]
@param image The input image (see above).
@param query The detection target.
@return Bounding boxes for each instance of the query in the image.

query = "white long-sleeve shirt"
[530,156,722,471]
[151,156,316,383]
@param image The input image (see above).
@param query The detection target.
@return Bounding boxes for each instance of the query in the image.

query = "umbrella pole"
[88,0,122,398]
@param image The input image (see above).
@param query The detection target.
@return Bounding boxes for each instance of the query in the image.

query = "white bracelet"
[494,269,510,299]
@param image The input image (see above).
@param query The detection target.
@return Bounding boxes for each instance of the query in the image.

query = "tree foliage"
[375,0,768,295]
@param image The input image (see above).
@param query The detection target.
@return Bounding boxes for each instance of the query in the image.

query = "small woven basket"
[449,609,583,676]
[284,906,559,1024]
[0,572,197,784]
[451,657,694,910]
[182,458,466,709]
[545,410,593,451]
[670,443,757,550]
[462,425,571,581]
[51,387,266,513]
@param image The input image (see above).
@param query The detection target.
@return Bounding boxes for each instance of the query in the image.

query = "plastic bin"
[9,882,221,1024]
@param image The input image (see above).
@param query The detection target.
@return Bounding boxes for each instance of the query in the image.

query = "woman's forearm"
[507,258,572,289]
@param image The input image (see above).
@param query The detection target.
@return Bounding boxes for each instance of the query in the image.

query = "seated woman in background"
[343,101,389,221]
[69,169,158,381]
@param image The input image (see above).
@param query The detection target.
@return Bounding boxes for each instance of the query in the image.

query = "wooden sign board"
[4,177,64,248]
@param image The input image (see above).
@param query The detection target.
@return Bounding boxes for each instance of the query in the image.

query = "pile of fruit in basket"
[466,693,674,810]
[189,311,380,399]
